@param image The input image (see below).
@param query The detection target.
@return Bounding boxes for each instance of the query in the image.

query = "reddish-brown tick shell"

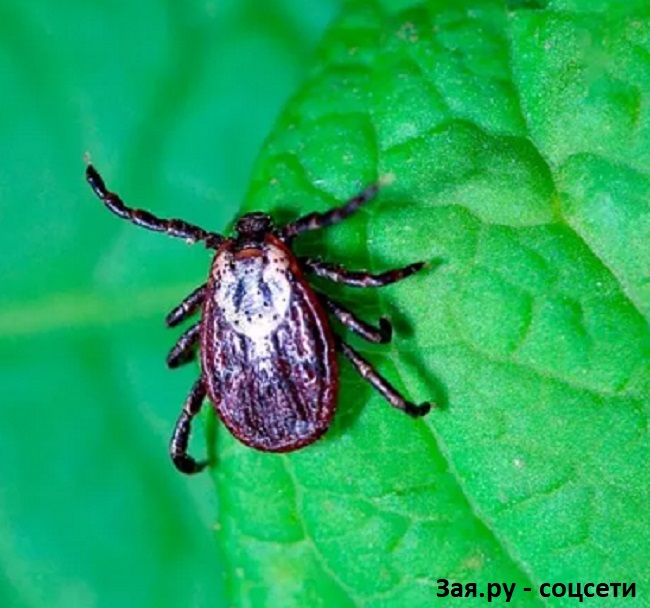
[200,234,339,451]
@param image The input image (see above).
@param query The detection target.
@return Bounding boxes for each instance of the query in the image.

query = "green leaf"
[214,1,650,606]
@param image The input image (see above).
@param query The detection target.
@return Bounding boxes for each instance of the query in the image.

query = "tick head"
[234,212,274,240]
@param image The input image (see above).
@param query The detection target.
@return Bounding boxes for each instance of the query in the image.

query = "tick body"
[86,164,432,474]
[203,235,337,451]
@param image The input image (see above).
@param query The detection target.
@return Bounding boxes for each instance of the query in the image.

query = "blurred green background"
[0,1,339,606]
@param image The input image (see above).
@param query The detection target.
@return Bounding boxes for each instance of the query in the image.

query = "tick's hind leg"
[321,295,392,344]
[338,340,431,417]
[167,323,200,368]
[170,377,208,474]
[166,284,206,327]
[282,182,380,240]
[302,258,425,288]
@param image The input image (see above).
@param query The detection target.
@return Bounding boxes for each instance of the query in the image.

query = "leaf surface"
[214,1,650,606]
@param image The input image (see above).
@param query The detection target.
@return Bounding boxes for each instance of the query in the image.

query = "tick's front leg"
[281,182,380,240]
[86,164,224,247]
[170,377,208,474]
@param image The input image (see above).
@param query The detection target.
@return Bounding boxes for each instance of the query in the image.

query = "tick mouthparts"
[235,212,274,238]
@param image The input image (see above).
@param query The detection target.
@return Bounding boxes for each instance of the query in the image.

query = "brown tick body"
[86,164,432,474]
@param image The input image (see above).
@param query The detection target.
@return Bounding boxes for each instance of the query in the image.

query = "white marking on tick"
[215,245,292,346]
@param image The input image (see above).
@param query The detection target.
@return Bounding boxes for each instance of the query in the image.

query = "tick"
[86,164,432,474]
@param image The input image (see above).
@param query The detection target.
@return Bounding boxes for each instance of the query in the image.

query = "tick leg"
[282,182,380,240]
[166,284,207,327]
[321,295,392,344]
[302,258,425,288]
[338,340,431,417]
[86,164,224,248]
[167,323,201,368]
[170,377,208,474]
